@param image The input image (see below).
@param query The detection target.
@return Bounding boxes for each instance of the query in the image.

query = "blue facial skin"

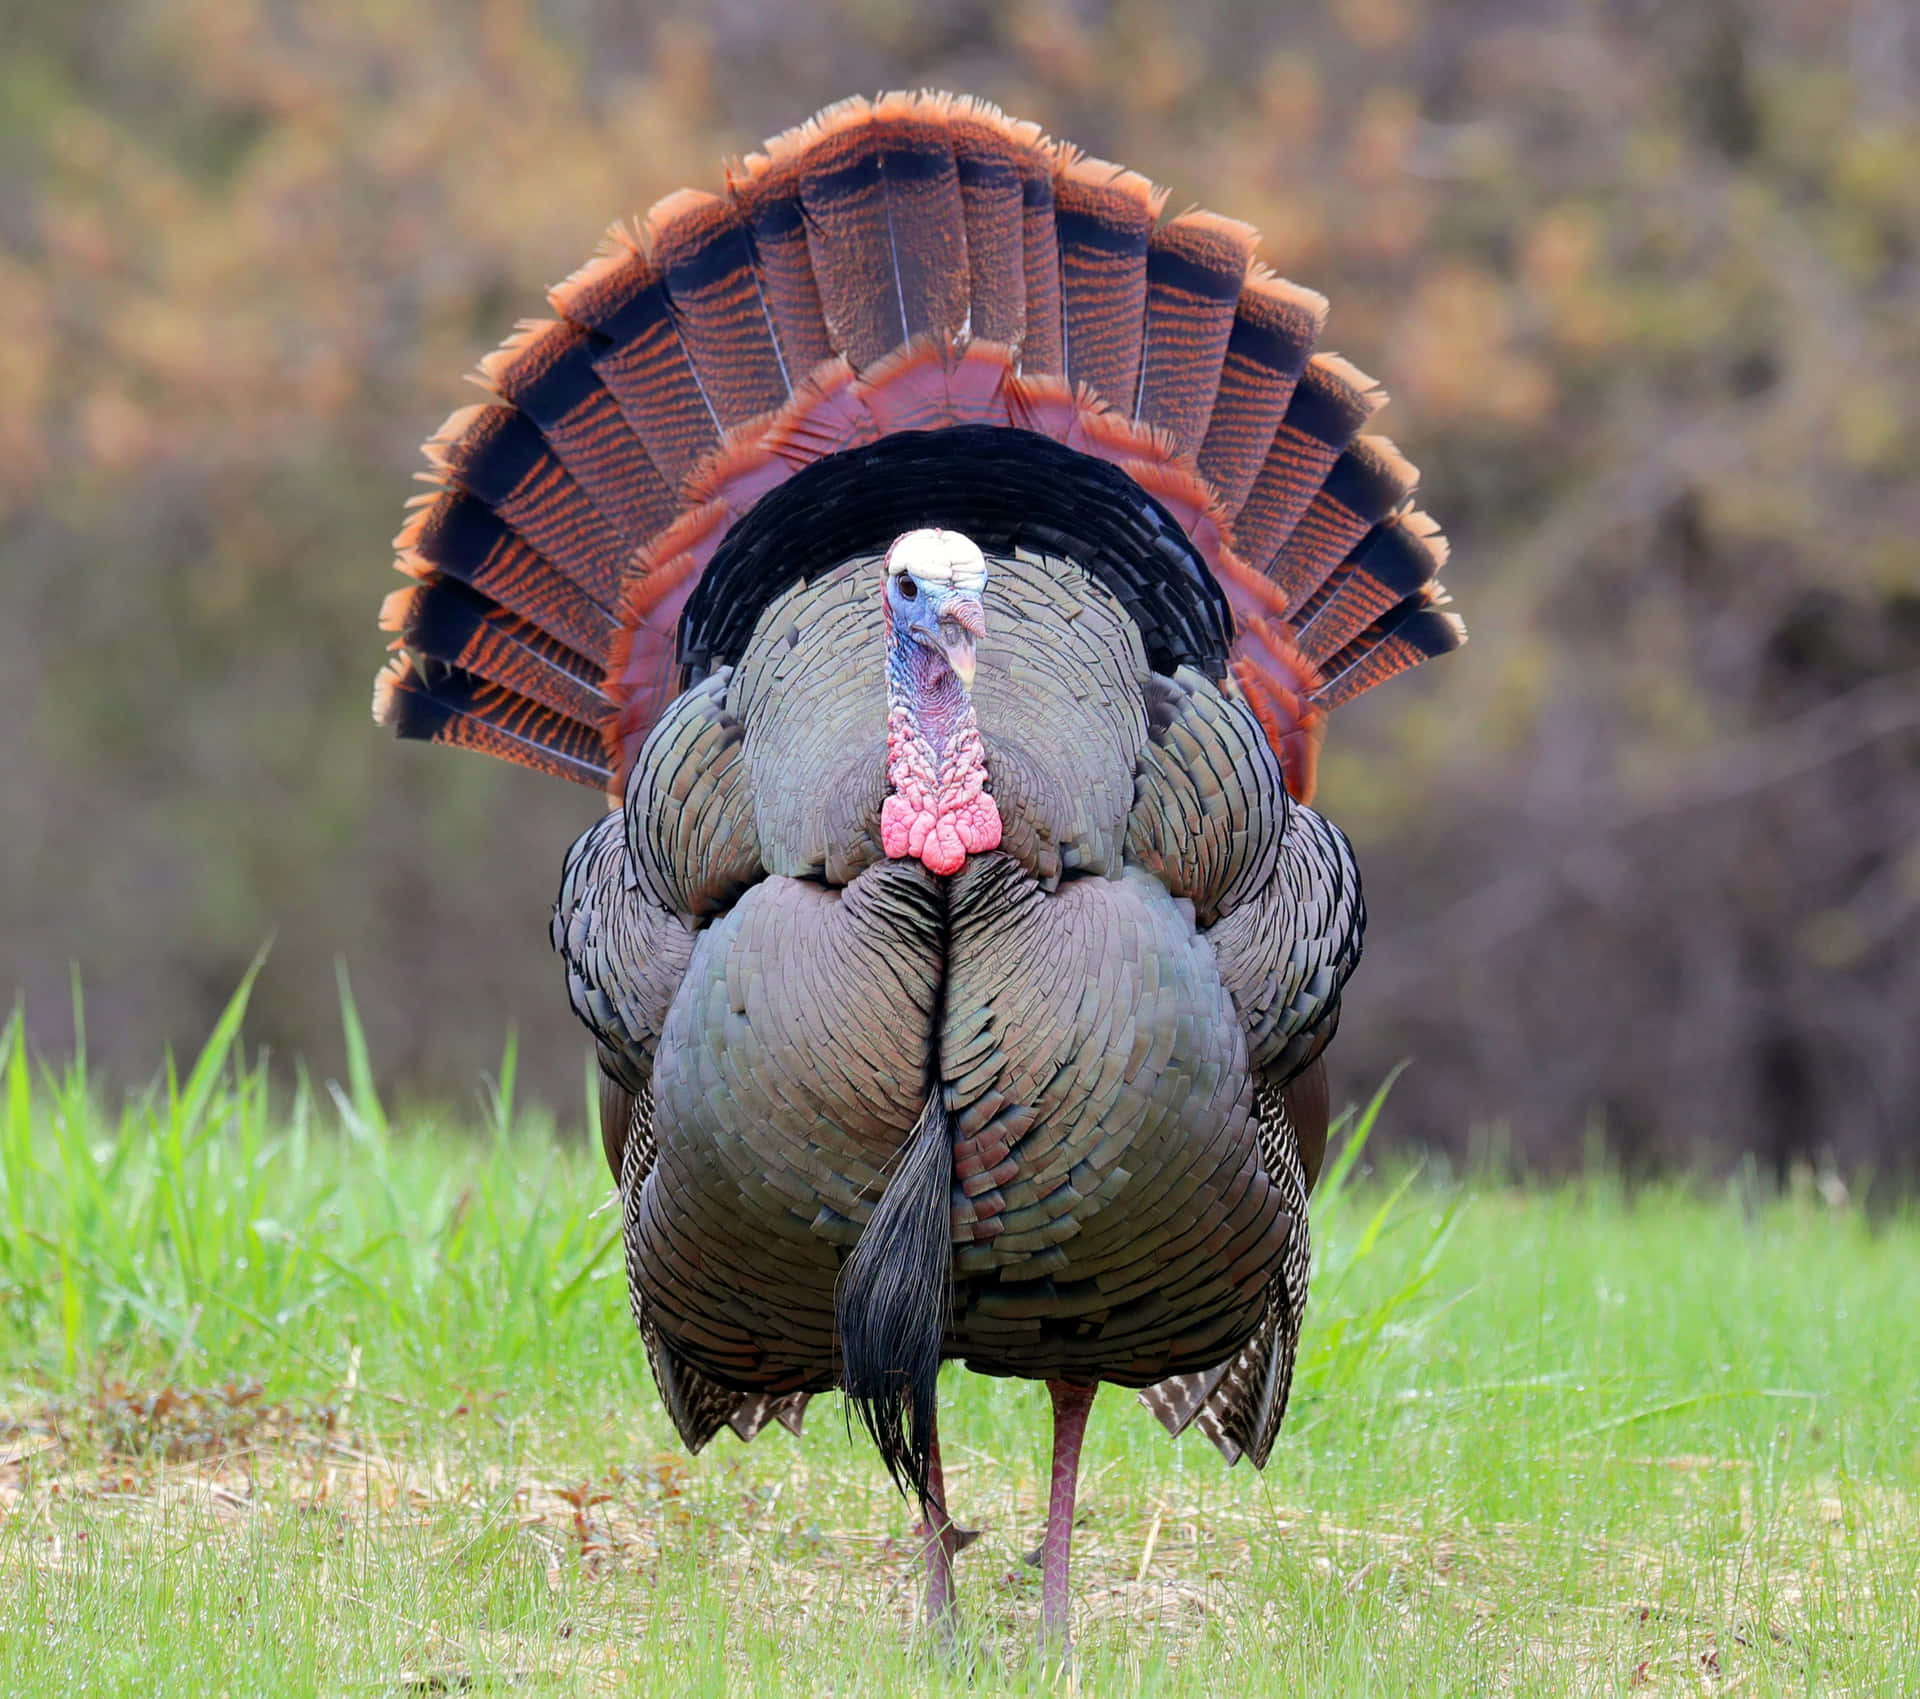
[885,565,981,691]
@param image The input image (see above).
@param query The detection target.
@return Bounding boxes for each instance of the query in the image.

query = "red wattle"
[883,700,1001,876]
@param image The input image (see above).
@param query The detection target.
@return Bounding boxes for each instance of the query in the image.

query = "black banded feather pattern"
[641,189,791,424]
[727,149,836,381]
[1053,151,1164,409]
[1312,595,1467,710]
[788,93,971,370]
[373,657,611,787]
[379,579,608,726]
[549,235,724,493]
[946,97,1034,350]
[1194,270,1327,513]
[395,494,618,665]
[1135,209,1258,450]
[423,403,631,611]
[1291,510,1449,667]
[1015,133,1065,373]
[1267,434,1421,618]
[477,318,678,546]
[1233,354,1388,578]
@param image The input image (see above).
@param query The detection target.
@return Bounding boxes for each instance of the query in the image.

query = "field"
[2,982,1915,1696]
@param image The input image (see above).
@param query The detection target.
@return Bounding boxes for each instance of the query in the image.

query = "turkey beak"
[936,593,985,691]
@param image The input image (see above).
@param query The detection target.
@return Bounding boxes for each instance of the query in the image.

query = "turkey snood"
[880,528,1003,877]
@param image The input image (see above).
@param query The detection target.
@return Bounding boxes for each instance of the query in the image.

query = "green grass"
[1,979,1916,1696]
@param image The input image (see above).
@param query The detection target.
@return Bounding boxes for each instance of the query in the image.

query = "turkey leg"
[916,1419,979,1630]
[1039,1380,1098,1647]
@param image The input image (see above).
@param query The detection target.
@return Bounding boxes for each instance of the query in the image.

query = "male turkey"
[373,92,1462,1641]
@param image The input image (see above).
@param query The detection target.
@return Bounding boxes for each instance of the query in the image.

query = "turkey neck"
[883,615,995,850]
[886,629,982,784]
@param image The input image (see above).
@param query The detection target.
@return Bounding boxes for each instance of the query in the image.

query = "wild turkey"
[373,92,1462,1642]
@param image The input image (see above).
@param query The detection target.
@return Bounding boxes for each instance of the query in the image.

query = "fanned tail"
[374,90,1464,800]
[1195,268,1327,511]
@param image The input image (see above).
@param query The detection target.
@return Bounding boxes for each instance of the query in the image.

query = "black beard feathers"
[835,1089,954,1509]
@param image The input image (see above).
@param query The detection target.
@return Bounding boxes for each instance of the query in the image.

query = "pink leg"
[915,1419,977,1632]
[1040,1380,1098,1648]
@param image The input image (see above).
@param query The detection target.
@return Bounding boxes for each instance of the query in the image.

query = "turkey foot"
[1039,1380,1098,1651]
[917,1422,980,1635]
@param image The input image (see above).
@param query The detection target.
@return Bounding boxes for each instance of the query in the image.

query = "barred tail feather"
[782,93,971,371]
[726,150,836,380]
[476,319,677,546]
[946,96,1034,349]
[1291,511,1449,667]
[1265,435,1421,617]
[1195,270,1327,513]
[396,495,618,662]
[380,581,609,726]
[640,188,792,423]
[1233,354,1387,574]
[1016,133,1065,372]
[373,657,612,788]
[423,404,630,610]
[1135,210,1259,451]
[1054,150,1165,409]
[548,229,723,491]
[1312,596,1467,710]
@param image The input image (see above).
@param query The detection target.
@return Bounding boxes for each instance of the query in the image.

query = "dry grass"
[3,1361,1913,1695]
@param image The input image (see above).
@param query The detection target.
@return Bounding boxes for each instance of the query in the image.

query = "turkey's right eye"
[898,575,919,600]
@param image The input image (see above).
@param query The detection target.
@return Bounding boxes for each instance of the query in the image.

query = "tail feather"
[1233,354,1387,574]
[836,1089,954,1510]
[1311,595,1467,710]
[373,656,612,787]
[783,93,971,370]
[397,493,617,665]
[1291,510,1448,667]
[641,188,792,423]
[1135,209,1259,451]
[727,150,837,380]
[1195,269,1328,513]
[856,337,1016,437]
[380,580,609,727]
[548,229,723,491]
[1054,150,1166,409]
[423,404,631,611]
[946,96,1034,349]
[476,318,677,546]
[1017,134,1065,372]
[1265,434,1420,616]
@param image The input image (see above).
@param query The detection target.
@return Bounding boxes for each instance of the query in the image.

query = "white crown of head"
[885,528,988,596]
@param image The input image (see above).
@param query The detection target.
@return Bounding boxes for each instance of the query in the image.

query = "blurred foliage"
[1,0,1915,1170]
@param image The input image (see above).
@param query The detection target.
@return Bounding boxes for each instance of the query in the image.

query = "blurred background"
[2,0,1915,1176]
